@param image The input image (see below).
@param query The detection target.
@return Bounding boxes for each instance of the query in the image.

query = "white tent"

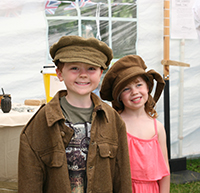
[0,0,47,102]
[0,0,200,159]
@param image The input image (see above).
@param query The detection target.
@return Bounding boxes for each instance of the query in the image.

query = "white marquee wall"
[0,0,47,103]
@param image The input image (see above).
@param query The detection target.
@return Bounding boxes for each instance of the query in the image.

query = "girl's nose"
[130,90,134,96]
[130,87,137,95]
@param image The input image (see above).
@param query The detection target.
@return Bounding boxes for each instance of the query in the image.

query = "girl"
[100,55,170,193]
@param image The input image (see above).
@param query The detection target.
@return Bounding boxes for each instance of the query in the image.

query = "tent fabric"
[193,0,200,40]
[0,0,47,103]
[0,0,200,159]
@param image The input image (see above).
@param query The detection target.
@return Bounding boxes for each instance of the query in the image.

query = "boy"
[18,36,132,193]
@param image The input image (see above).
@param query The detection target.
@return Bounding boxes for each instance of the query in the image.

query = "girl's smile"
[120,76,149,110]
[131,96,142,103]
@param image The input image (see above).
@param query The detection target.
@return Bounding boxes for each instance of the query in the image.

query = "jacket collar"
[45,90,109,127]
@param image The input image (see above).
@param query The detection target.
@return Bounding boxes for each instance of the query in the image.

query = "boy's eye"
[137,83,142,87]
[71,67,78,70]
[88,67,96,71]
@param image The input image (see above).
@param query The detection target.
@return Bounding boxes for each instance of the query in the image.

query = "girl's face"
[120,76,149,111]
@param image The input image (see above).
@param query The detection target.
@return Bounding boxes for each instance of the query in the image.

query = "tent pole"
[163,0,171,160]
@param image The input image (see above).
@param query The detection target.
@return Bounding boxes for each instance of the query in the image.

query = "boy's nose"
[79,68,87,77]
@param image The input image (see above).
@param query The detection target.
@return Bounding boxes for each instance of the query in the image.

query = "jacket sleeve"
[113,119,132,193]
[18,132,44,193]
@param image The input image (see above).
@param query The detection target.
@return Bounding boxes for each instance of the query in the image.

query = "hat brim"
[53,45,107,69]
[50,36,113,70]
[112,67,146,100]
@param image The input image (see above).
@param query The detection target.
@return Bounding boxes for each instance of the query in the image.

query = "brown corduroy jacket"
[18,90,132,193]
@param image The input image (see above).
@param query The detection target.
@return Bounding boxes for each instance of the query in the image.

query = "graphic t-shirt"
[60,96,93,193]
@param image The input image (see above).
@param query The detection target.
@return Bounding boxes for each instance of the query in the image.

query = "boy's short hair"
[50,36,113,70]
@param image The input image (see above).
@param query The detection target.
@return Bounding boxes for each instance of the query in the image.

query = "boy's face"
[56,62,103,97]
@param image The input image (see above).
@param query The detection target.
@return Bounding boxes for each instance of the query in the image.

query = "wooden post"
[164,0,170,80]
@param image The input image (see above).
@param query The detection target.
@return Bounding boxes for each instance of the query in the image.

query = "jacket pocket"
[40,150,65,168]
[92,143,118,192]
[98,143,118,158]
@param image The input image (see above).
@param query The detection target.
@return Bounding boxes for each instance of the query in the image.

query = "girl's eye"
[137,83,142,87]
[123,87,130,92]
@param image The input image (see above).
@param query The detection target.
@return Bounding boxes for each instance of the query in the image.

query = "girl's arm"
[157,120,170,193]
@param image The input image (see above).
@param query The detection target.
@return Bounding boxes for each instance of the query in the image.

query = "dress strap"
[154,119,158,136]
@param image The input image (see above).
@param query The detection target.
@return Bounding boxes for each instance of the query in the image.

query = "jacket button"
[61,131,65,137]
[91,141,96,145]
[89,166,93,170]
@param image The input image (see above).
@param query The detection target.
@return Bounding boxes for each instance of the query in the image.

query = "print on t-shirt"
[65,121,91,193]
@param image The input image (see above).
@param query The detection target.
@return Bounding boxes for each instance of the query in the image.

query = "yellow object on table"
[42,65,65,103]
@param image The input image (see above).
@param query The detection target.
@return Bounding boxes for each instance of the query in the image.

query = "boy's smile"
[56,62,103,101]
[75,82,90,85]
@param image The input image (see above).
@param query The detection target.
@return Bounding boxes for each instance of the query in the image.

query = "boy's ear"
[100,69,103,76]
[56,68,64,82]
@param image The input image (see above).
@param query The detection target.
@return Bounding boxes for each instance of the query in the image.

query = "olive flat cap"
[50,35,113,70]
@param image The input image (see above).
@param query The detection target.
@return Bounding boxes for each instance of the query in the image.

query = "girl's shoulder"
[155,119,164,128]
[155,119,167,139]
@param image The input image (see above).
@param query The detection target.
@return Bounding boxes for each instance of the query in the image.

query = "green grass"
[170,158,200,193]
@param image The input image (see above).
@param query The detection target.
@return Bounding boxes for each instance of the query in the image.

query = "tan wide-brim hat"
[100,55,165,109]
[50,35,113,70]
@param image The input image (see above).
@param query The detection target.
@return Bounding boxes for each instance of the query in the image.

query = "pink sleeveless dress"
[127,119,170,193]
